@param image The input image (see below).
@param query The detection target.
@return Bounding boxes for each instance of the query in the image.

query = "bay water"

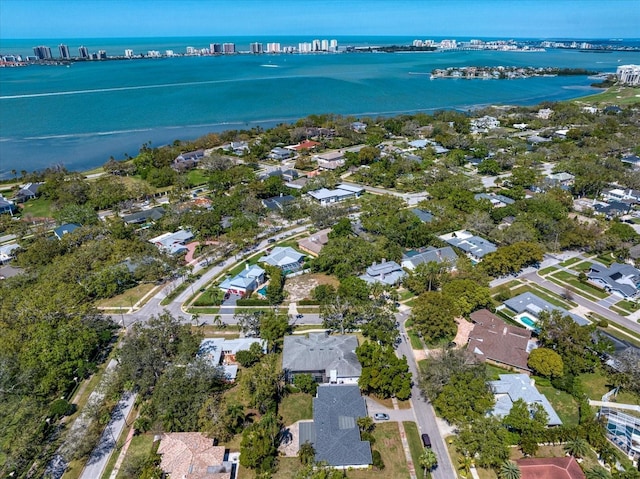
[2,36,639,178]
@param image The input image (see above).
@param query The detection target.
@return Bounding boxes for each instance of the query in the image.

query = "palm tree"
[564,437,590,459]
[457,454,474,478]
[499,460,521,479]
[298,441,315,465]
[225,403,245,434]
[597,442,617,469]
[419,448,438,478]
[585,466,612,479]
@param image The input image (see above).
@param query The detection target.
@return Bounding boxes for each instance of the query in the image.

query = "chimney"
[245,263,249,270]
[280,193,283,197]
[382,258,386,263]
[503,327,508,336]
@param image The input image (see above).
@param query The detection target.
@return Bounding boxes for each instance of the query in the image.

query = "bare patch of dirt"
[284,273,340,302]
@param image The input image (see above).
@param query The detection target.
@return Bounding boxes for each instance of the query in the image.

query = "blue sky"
[1,0,638,39]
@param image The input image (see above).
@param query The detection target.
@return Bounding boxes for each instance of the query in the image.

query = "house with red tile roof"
[516,456,586,479]
[157,432,232,479]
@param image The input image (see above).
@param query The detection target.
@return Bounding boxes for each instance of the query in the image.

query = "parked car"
[267,238,276,244]
[295,314,303,319]
[373,413,390,420]
[421,433,432,448]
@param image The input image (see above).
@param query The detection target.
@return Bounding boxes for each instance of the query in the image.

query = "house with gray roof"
[489,373,562,426]
[258,246,305,272]
[438,230,497,262]
[262,194,295,211]
[307,184,364,205]
[401,246,458,271]
[149,229,193,255]
[474,192,515,208]
[411,208,434,223]
[218,264,265,297]
[0,196,16,215]
[15,182,42,202]
[298,384,372,469]
[282,332,361,384]
[502,291,589,327]
[122,206,165,225]
[0,243,20,264]
[53,223,80,240]
[198,337,266,381]
[269,147,293,161]
[588,262,640,298]
[359,260,406,286]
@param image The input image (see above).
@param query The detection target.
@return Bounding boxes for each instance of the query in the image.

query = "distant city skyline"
[1,0,639,40]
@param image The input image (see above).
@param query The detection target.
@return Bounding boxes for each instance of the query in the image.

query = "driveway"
[365,397,415,423]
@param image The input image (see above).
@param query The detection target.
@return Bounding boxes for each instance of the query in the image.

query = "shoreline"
[1,86,626,182]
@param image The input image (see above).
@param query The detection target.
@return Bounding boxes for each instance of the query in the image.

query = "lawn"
[559,257,582,267]
[399,289,416,301]
[574,85,640,106]
[537,266,558,276]
[280,392,313,426]
[509,284,573,308]
[569,261,594,273]
[612,299,640,315]
[595,254,615,266]
[20,197,53,218]
[95,282,157,308]
[186,169,209,187]
[115,433,156,479]
[408,329,424,349]
[403,421,429,479]
[485,364,515,380]
[549,270,609,299]
[533,377,580,425]
[349,422,410,479]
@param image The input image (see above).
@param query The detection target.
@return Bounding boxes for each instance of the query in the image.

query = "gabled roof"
[468,309,532,371]
[474,192,515,205]
[258,246,304,267]
[262,195,295,210]
[410,208,434,223]
[588,261,640,297]
[54,223,80,239]
[359,260,406,285]
[311,385,372,467]
[219,264,264,291]
[297,229,331,255]
[401,246,458,269]
[122,206,165,224]
[282,333,361,378]
[439,230,497,259]
[502,292,589,326]
[489,373,562,426]
[517,456,585,479]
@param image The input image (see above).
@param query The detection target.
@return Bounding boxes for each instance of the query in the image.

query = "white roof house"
[199,338,267,381]
[149,229,193,254]
[359,260,406,286]
[258,246,305,271]
[0,243,20,264]
[219,264,265,296]
[307,184,364,205]
[439,230,497,262]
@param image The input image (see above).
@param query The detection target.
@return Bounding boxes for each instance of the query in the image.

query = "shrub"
[293,374,318,395]
[236,299,270,306]
[49,398,75,419]
[372,450,385,470]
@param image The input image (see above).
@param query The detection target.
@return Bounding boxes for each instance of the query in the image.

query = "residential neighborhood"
[2,99,640,479]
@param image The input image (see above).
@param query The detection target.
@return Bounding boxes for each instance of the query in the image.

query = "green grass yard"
[95,282,157,309]
[533,377,580,425]
[403,421,429,479]
[280,392,313,426]
[549,270,609,299]
[20,197,53,218]
[574,85,640,106]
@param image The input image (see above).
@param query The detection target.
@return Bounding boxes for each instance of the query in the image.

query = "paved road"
[521,271,640,335]
[79,391,137,479]
[395,311,456,479]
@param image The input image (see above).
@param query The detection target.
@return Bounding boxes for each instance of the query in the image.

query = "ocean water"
[1,36,640,178]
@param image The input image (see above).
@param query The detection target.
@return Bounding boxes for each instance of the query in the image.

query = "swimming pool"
[519,315,537,328]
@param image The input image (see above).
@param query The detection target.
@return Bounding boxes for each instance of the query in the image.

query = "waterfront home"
[288,139,320,151]
[307,184,364,205]
[438,230,497,262]
[173,149,204,171]
[0,196,16,215]
[351,121,367,133]
[282,332,361,384]
[467,309,534,373]
[122,206,165,225]
[224,140,249,155]
[0,243,20,264]
[218,264,265,297]
[359,259,405,286]
[401,246,458,271]
[616,64,640,86]
[489,373,562,426]
[15,182,42,202]
[470,115,500,133]
[622,154,640,169]
[588,262,640,298]
[603,188,640,203]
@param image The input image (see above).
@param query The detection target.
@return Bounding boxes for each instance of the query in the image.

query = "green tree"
[585,467,612,479]
[499,461,521,479]
[53,203,98,226]
[410,291,458,344]
[419,447,438,477]
[564,437,590,459]
[294,373,318,395]
[356,341,412,400]
[455,416,510,469]
[433,369,494,425]
[239,411,281,474]
[527,348,564,378]
[299,441,316,465]
[259,311,290,352]
[458,454,474,478]
[441,279,492,316]
[235,342,264,367]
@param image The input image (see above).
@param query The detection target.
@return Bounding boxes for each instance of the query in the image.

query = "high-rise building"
[330,39,338,52]
[298,42,312,53]
[210,43,222,54]
[58,44,70,59]
[312,39,321,51]
[98,50,107,59]
[223,43,236,54]
[78,46,89,58]
[250,42,263,54]
[266,42,281,53]
[321,39,329,52]
[124,49,134,58]
[33,45,52,60]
